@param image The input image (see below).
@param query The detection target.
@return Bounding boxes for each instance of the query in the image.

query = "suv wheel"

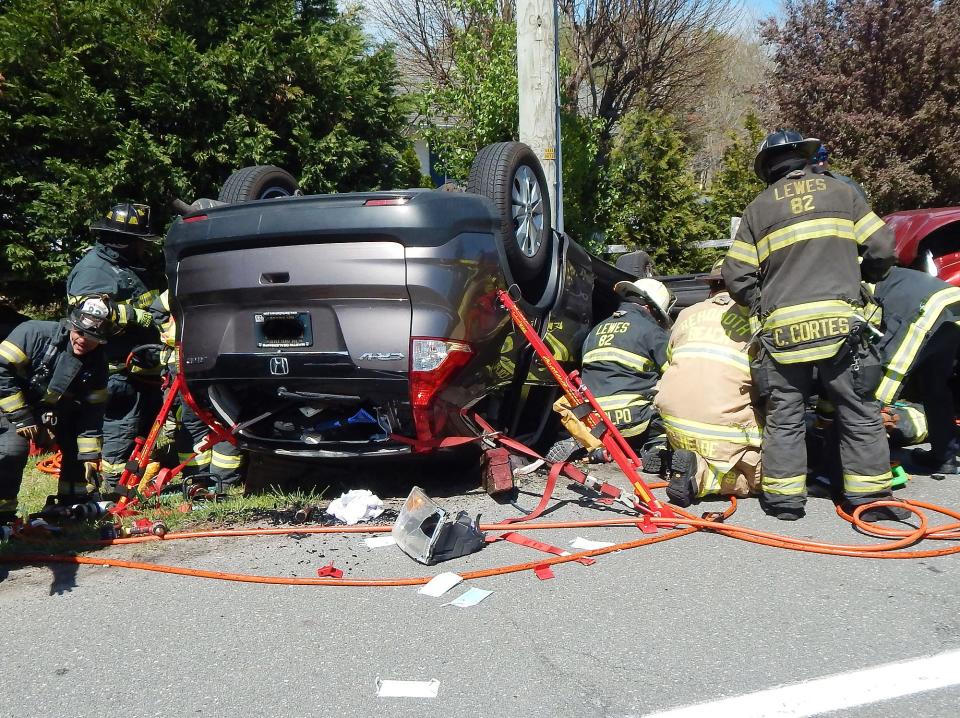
[467,142,553,281]
[219,165,299,203]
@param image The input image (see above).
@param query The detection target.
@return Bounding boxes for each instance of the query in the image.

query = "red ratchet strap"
[534,565,555,580]
[487,531,595,566]
[316,564,344,578]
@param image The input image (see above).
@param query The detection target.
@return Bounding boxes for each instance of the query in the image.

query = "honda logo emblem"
[269,356,289,375]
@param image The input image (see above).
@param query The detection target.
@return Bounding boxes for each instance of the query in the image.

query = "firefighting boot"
[842,500,912,523]
[640,445,671,477]
[911,448,959,475]
[665,449,698,508]
[545,437,581,464]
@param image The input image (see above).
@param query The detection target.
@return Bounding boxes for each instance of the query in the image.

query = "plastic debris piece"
[570,536,614,550]
[325,489,384,525]
[375,679,440,698]
[418,572,463,597]
[444,587,492,607]
[316,563,344,578]
[364,535,397,548]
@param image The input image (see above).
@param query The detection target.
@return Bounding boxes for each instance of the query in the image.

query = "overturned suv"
[165,143,629,460]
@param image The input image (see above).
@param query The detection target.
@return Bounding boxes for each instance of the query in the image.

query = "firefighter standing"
[722,129,906,522]
[149,290,244,494]
[650,260,763,507]
[0,298,112,522]
[66,203,163,497]
[872,266,960,473]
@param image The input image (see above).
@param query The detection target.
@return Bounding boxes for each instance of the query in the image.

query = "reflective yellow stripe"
[76,436,102,454]
[212,452,243,469]
[769,339,845,364]
[726,239,759,267]
[670,343,750,373]
[661,413,762,445]
[843,472,891,494]
[178,451,211,468]
[756,218,856,262]
[0,391,27,412]
[67,295,83,306]
[116,304,132,324]
[901,405,928,443]
[85,388,108,404]
[875,286,960,402]
[764,300,856,329]
[854,212,886,244]
[595,393,649,411]
[135,290,160,309]
[619,419,651,438]
[100,460,126,475]
[583,347,653,372]
[0,340,28,366]
[762,474,806,495]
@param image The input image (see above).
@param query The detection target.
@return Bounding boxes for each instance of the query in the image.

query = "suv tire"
[467,142,553,281]
[219,165,299,203]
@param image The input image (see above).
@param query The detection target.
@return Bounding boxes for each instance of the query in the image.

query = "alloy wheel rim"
[511,165,544,257]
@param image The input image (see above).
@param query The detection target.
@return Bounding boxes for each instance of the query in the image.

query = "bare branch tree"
[559,0,745,136]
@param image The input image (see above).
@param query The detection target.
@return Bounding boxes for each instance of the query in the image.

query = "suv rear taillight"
[409,338,473,445]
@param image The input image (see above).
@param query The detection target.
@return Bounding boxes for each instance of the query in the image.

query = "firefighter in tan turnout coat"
[649,260,763,506]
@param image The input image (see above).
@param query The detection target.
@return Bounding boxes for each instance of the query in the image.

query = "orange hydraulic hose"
[4,489,960,585]
[36,452,61,475]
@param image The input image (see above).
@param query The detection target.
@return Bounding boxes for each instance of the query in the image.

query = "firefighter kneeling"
[0,298,113,524]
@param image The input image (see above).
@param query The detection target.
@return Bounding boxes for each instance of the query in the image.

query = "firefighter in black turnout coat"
[66,203,163,496]
[872,267,960,474]
[0,298,112,523]
[722,130,907,522]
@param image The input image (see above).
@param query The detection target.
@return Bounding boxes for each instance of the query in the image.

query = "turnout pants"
[176,397,243,492]
[911,324,960,462]
[755,345,891,511]
[691,448,762,499]
[100,373,161,491]
[0,415,29,521]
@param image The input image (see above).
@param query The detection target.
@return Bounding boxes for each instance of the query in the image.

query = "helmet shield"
[67,296,114,343]
[90,202,159,242]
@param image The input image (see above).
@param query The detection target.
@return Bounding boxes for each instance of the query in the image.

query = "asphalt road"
[2,449,959,718]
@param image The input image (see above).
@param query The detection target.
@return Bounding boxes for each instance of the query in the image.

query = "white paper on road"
[418,572,463,596]
[444,587,492,607]
[375,678,440,698]
[364,535,396,548]
[570,536,614,550]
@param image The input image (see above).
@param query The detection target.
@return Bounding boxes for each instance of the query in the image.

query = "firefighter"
[872,266,960,473]
[548,278,673,463]
[66,203,164,497]
[810,144,867,200]
[0,298,112,522]
[648,259,763,507]
[722,129,906,522]
[149,290,244,495]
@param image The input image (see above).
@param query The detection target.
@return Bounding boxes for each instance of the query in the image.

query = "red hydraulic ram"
[497,288,674,518]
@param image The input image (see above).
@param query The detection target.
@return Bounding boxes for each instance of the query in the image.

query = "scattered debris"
[364,535,396,548]
[393,487,485,565]
[417,572,463,597]
[375,678,440,698]
[444,587,492,607]
[325,490,384,525]
[570,537,615,550]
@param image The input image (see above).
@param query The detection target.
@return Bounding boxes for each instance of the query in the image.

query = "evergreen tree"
[705,113,765,244]
[0,0,421,302]
[599,111,710,273]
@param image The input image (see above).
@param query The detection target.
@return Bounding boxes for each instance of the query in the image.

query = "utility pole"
[516,0,563,232]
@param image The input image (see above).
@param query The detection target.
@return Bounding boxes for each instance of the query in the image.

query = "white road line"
[641,649,960,718]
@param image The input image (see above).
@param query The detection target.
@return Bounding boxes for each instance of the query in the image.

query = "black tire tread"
[218,165,298,203]
[467,142,552,281]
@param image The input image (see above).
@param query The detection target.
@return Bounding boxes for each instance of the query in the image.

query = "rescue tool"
[496,288,674,519]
